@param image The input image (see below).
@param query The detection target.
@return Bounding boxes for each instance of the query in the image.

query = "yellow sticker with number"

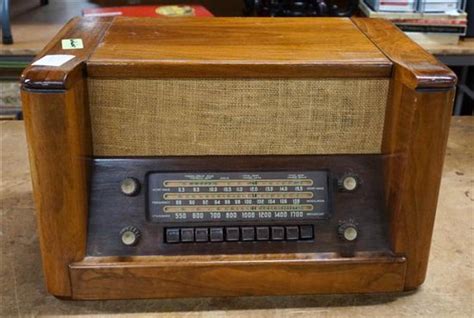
[61,39,84,50]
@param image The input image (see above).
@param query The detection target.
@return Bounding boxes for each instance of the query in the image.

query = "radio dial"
[120,177,140,196]
[339,174,359,192]
[120,226,141,246]
[338,223,358,242]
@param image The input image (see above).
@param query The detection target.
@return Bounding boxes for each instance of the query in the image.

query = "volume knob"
[339,174,359,192]
[120,226,141,246]
[338,223,358,242]
[120,177,140,196]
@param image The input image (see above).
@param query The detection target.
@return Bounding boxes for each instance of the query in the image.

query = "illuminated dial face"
[148,171,329,223]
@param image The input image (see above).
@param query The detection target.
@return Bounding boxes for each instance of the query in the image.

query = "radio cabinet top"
[22,17,455,89]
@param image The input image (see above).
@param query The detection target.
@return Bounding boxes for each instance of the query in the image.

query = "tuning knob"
[339,174,359,192]
[338,222,359,242]
[120,226,141,246]
[120,177,140,196]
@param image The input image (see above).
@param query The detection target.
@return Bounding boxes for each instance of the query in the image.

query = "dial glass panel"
[148,171,329,223]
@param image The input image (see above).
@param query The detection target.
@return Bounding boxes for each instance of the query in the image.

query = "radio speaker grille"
[88,78,389,156]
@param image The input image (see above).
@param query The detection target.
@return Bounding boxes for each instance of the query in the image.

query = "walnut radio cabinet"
[21,17,456,299]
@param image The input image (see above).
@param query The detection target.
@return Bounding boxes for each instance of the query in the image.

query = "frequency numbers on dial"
[148,171,329,222]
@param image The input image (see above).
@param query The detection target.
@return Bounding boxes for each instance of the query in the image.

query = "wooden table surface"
[423,38,474,56]
[1,118,472,317]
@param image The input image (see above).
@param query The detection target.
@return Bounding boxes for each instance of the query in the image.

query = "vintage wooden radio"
[21,17,455,300]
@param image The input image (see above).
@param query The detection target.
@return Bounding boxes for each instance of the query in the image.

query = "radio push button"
[226,227,240,241]
[165,228,180,243]
[164,225,316,244]
[210,227,224,242]
[241,227,255,241]
[299,225,314,240]
[195,228,209,242]
[286,226,299,240]
[271,227,285,240]
[180,228,194,242]
[256,227,270,241]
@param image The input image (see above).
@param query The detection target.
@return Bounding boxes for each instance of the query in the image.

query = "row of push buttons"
[165,225,314,243]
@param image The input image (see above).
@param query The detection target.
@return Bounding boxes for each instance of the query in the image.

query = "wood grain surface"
[423,38,474,56]
[87,17,392,78]
[21,78,92,297]
[353,16,459,290]
[69,254,406,299]
[382,82,455,289]
[21,17,113,89]
[352,18,457,89]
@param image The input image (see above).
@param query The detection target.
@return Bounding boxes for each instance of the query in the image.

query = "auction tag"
[32,55,75,67]
[61,38,84,50]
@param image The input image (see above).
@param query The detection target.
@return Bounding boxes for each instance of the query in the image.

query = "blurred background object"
[244,0,358,17]
[89,0,245,15]
[360,0,467,46]
[466,0,473,37]
[82,4,214,17]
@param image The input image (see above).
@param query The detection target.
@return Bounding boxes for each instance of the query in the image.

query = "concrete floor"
[0,118,473,317]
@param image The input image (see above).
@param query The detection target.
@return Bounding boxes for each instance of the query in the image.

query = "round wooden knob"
[120,226,141,246]
[338,223,358,242]
[120,177,140,196]
[339,175,359,192]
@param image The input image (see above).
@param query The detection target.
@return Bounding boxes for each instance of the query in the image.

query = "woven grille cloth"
[88,78,389,156]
